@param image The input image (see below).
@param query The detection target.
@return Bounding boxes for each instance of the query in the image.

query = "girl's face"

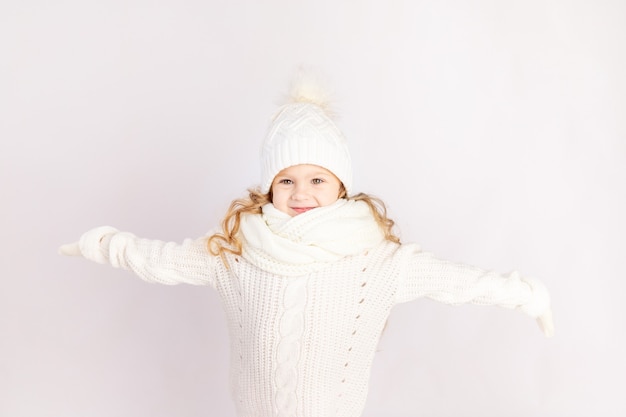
[271,164,343,216]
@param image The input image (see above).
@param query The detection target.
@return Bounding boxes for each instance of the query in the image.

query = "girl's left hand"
[537,308,554,338]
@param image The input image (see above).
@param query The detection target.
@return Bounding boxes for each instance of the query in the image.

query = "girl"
[60,74,553,417]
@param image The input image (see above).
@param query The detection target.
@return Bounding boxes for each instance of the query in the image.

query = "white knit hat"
[260,72,353,195]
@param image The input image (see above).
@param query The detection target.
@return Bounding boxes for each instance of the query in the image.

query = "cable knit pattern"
[275,277,308,416]
[71,220,551,417]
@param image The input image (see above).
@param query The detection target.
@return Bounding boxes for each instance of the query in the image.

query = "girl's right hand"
[58,242,81,256]
[58,226,118,264]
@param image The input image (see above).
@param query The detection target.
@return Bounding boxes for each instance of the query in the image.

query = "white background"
[1,1,624,416]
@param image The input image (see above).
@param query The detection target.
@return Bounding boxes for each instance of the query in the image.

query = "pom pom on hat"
[260,69,353,195]
[285,69,335,115]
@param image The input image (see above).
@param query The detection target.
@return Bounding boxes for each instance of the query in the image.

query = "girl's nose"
[292,183,310,200]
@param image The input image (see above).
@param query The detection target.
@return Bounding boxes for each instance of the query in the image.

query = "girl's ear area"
[338,183,347,198]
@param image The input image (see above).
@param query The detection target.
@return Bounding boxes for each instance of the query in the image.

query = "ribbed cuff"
[78,226,118,264]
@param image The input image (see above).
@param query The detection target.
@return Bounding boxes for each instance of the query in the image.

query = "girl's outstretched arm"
[59,226,218,288]
[394,244,554,337]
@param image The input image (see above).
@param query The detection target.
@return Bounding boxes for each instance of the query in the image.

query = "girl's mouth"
[292,207,315,214]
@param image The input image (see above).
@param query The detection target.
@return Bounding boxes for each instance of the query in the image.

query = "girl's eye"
[278,179,293,185]
[312,178,324,184]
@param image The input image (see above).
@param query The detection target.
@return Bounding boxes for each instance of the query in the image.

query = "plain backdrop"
[1,1,625,416]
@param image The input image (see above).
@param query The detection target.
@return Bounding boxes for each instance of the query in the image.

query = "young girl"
[60,74,553,417]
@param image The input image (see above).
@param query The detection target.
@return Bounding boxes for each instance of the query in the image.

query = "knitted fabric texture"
[260,100,352,195]
[75,218,551,417]
[238,199,384,276]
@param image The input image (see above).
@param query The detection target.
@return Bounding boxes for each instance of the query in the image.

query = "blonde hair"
[207,186,400,264]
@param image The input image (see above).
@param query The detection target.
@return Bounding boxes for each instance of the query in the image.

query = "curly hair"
[207,186,400,265]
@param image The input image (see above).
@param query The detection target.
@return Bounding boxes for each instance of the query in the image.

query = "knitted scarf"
[238,199,384,276]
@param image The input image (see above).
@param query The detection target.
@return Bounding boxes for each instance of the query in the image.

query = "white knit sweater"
[75,214,549,417]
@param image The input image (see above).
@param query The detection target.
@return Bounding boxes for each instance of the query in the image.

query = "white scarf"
[238,199,385,276]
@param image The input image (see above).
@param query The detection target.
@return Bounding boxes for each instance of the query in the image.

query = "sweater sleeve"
[394,243,551,318]
[77,226,219,287]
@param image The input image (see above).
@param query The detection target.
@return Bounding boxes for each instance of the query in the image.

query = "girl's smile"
[291,206,315,214]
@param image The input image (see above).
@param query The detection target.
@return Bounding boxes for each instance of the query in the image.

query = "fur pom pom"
[285,66,336,116]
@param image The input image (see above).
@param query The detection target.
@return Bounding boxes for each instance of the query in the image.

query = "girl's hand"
[58,242,81,256]
[58,226,118,264]
[537,308,554,338]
